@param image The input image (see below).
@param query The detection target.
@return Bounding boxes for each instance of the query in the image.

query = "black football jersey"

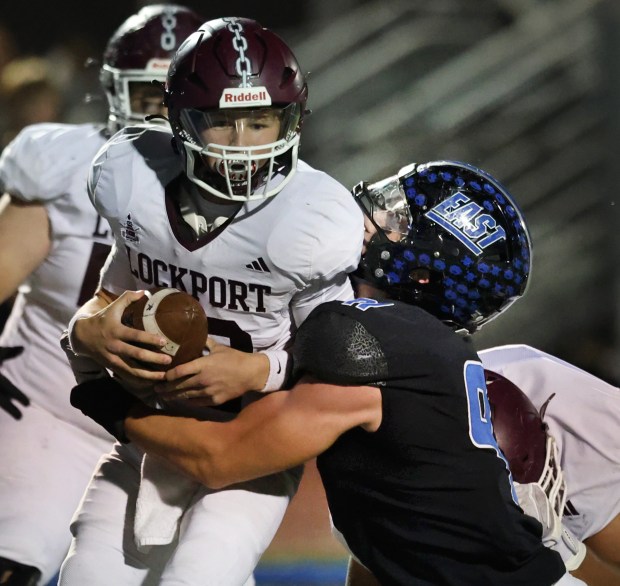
[293,298,565,586]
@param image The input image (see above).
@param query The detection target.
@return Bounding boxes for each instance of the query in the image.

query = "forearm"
[125,405,243,489]
[126,384,356,488]
[85,381,378,491]
[0,197,51,303]
[571,547,620,585]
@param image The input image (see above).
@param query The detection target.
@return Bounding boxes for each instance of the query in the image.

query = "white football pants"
[58,442,302,586]
[0,403,113,585]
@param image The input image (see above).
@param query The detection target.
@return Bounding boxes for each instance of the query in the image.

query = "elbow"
[199,473,230,491]
[195,461,238,490]
[193,442,241,490]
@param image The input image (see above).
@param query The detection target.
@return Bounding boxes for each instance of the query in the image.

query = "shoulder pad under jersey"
[267,164,363,285]
[88,125,181,219]
[293,299,471,385]
[0,122,106,202]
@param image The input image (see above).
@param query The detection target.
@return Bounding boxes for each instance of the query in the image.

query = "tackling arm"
[126,380,382,489]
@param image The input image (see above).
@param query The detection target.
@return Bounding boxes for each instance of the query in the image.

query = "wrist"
[259,349,291,392]
[557,524,586,572]
[60,330,107,384]
[66,312,92,356]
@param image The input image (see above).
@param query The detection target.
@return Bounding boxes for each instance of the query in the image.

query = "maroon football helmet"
[165,17,309,201]
[486,369,567,517]
[101,4,203,130]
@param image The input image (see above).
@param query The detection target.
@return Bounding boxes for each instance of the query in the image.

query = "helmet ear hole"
[409,268,431,285]
[281,66,296,86]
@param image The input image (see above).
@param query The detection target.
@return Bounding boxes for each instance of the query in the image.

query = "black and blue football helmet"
[353,161,532,333]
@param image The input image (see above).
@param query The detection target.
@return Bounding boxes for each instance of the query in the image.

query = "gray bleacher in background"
[284,0,618,384]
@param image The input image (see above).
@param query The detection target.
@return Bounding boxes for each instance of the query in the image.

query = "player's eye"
[209,117,232,129]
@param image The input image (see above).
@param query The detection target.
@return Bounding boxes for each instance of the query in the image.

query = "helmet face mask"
[539,434,567,518]
[101,65,171,127]
[177,104,302,200]
[101,5,204,131]
[486,370,567,520]
[354,161,532,333]
[166,17,308,202]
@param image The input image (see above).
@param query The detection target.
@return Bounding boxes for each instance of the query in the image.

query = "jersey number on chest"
[464,361,517,502]
[208,318,253,352]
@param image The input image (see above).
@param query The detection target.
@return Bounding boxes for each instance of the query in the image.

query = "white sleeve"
[291,272,354,327]
[267,171,364,286]
[258,172,362,392]
[258,273,354,393]
[0,123,101,203]
[98,240,137,295]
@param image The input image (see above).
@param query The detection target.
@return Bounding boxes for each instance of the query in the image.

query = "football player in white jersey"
[481,344,620,584]
[0,5,204,585]
[60,17,363,586]
[69,161,586,586]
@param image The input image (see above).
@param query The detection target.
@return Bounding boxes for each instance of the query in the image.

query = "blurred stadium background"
[1,0,617,584]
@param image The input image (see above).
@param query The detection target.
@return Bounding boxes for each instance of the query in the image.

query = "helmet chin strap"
[216,158,259,186]
[217,159,257,177]
[211,156,285,198]
[144,114,169,124]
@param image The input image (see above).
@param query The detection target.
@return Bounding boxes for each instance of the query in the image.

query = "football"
[121,288,208,369]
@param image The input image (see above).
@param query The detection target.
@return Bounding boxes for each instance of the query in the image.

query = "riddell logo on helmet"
[219,87,272,108]
[145,58,172,71]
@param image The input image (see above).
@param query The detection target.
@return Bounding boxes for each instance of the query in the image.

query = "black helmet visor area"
[352,177,413,241]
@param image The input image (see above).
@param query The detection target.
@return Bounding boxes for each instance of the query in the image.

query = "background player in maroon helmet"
[0,6,203,585]
[483,350,620,585]
[72,161,585,585]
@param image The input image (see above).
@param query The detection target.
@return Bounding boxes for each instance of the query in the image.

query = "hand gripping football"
[121,288,208,369]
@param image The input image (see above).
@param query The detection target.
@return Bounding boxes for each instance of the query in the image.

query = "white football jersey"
[89,125,363,355]
[0,123,114,437]
[479,344,620,541]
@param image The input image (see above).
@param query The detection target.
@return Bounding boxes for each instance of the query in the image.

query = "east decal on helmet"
[353,160,532,333]
[165,17,309,201]
[101,4,203,130]
[485,370,567,519]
